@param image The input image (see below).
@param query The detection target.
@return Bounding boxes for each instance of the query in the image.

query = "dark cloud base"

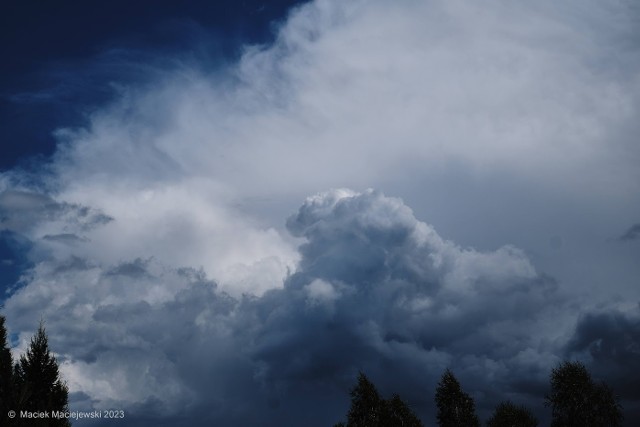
[567,306,640,422]
[4,189,637,425]
[620,224,640,241]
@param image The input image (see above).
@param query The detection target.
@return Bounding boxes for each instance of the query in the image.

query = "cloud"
[26,0,638,206]
[566,305,640,421]
[251,190,563,417]
[0,183,297,297]
[620,223,640,241]
[4,0,632,302]
[4,189,569,425]
[6,258,242,420]
[1,0,639,424]
[41,234,88,244]
[567,306,640,395]
[0,189,113,236]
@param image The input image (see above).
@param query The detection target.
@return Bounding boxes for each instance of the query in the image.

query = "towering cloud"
[3,189,568,424]
[252,190,564,418]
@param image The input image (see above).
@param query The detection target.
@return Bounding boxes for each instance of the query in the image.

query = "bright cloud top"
[35,0,639,199]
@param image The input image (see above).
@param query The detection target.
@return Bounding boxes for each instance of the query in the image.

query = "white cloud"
[305,278,339,303]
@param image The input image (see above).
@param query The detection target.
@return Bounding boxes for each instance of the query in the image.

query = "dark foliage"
[487,400,538,427]
[381,393,423,427]
[346,372,384,426]
[1,315,16,426]
[14,321,71,427]
[336,372,423,427]
[546,361,623,427]
[435,369,480,427]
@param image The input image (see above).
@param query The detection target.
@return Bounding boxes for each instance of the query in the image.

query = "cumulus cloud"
[1,0,639,424]
[0,183,297,297]
[5,189,566,425]
[6,257,239,408]
[252,190,563,417]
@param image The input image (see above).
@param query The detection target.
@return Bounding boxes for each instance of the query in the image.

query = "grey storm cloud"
[566,305,640,421]
[5,189,571,425]
[567,306,640,393]
[247,190,562,421]
[620,224,640,241]
[42,234,88,245]
[0,190,113,234]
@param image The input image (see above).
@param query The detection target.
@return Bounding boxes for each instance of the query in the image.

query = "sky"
[1,0,639,425]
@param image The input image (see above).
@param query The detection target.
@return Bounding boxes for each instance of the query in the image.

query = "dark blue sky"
[0,0,305,171]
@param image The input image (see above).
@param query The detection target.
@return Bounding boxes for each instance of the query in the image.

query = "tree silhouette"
[487,401,538,427]
[335,372,423,427]
[14,321,71,427]
[381,393,423,427]
[1,315,16,426]
[434,369,479,427]
[546,361,622,427]
[346,372,384,426]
